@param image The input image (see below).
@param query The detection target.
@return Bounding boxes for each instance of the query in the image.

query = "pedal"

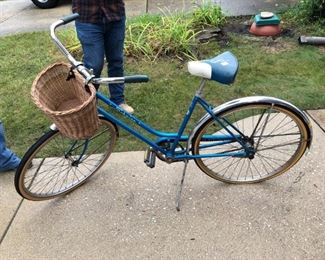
[144,147,156,168]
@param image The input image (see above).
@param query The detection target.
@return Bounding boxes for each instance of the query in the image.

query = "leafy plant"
[191,0,226,28]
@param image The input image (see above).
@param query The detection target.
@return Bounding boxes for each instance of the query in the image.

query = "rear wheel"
[192,103,309,183]
[15,117,117,200]
[31,0,60,9]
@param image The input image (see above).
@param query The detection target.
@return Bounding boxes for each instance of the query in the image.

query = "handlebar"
[61,13,80,24]
[50,14,149,85]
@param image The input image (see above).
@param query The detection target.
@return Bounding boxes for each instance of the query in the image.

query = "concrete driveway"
[0,0,73,36]
[0,0,298,36]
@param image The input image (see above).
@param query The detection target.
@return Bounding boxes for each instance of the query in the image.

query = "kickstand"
[176,159,188,211]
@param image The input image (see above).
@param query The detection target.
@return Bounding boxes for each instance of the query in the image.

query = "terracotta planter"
[249,22,281,36]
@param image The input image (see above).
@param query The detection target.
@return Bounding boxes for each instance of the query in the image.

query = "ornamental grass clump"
[124,11,199,60]
[191,0,226,28]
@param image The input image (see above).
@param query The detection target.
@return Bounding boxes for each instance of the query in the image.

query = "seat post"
[196,79,207,97]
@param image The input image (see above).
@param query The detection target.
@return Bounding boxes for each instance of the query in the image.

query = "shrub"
[287,0,325,22]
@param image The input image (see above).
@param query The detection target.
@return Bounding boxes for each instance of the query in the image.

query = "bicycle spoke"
[17,119,117,199]
[194,103,308,183]
[257,140,301,152]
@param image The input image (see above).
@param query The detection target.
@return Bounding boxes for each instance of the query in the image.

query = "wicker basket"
[31,63,99,139]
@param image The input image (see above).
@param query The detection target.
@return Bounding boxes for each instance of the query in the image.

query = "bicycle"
[15,14,313,210]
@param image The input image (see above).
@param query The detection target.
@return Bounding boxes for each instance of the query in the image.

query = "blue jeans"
[76,18,126,105]
[0,122,20,172]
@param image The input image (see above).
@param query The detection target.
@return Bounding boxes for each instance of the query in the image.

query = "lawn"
[0,19,324,156]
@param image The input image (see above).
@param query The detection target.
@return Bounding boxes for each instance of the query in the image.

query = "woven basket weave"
[31,63,99,139]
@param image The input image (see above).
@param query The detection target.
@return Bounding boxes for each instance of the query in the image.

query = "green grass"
[0,25,324,156]
[0,32,62,156]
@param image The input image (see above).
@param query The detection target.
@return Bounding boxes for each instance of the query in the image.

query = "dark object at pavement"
[31,0,60,9]
[197,28,222,43]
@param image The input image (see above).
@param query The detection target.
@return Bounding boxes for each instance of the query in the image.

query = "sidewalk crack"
[0,198,24,246]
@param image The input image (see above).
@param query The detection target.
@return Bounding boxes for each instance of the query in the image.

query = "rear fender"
[188,96,313,151]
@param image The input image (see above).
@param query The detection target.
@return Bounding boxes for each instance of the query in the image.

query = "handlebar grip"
[124,75,149,83]
[61,13,80,24]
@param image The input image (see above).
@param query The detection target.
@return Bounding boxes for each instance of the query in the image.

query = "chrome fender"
[188,96,313,151]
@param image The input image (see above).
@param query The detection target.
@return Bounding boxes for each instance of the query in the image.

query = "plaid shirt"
[72,0,125,23]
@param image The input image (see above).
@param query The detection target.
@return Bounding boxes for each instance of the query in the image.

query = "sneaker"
[119,103,134,114]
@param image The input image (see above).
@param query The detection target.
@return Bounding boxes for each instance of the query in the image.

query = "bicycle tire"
[192,103,309,183]
[15,117,117,200]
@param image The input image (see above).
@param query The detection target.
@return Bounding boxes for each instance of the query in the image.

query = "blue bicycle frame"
[95,82,248,161]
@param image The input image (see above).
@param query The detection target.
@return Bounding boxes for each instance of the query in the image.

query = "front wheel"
[15,117,117,200]
[31,0,60,9]
[192,103,309,183]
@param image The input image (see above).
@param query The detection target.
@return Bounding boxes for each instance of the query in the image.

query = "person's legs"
[75,21,105,82]
[0,122,20,172]
[104,18,126,105]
